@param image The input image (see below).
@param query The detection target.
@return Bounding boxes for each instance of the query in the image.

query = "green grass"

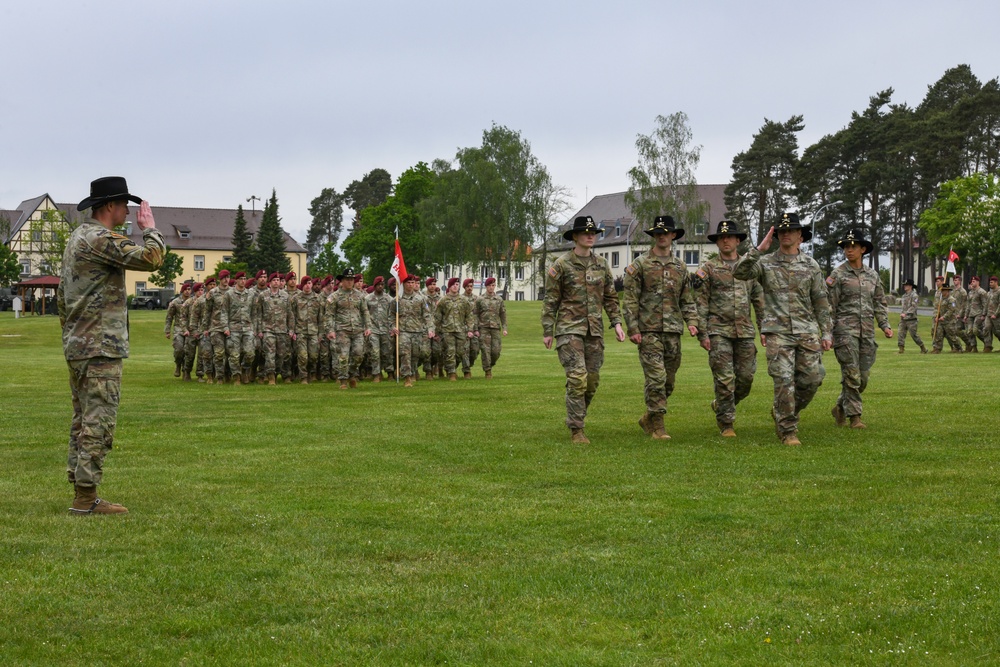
[1,304,998,666]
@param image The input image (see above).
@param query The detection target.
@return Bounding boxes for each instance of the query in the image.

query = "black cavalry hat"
[337,268,358,281]
[706,219,747,243]
[902,278,916,288]
[563,215,604,241]
[774,211,812,242]
[837,227,874,255]
[645,215,685,239]
[77,176,142,211]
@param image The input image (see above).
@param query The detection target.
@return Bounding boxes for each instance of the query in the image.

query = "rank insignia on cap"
[826,275,835,286]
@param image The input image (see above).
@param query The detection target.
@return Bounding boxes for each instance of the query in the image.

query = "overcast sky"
[3,1,999,245]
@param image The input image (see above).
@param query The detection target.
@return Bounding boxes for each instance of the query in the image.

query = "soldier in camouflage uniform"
[424,277,444,378]
[290,276,323,383]
[694,220,764,437]
[931,280,964,353]
[950,275,968,345]
[181,282,204,380]
[326,269,372,388]
[963,276,989,352]
[58,177,165,514]
[164,283,190,377]
[461,278,481,378]
[255,272,293,384]
[436,277,476,381]
[202,269,233,383]
[896,279,927,354]
[986,276,1000,352]
[366,276,395,382]
[393,273,436,387]
[222,271,255,384]
[316,276,335,381]
[542,216,626,444]
[733,212,833,446]
[827,228,893,430]
[623,215,700,441]
[476,277,508,378]
[188,281,212,381]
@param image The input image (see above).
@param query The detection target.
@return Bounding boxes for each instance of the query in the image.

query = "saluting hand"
[137,201,156,230]
[757,226,775,252]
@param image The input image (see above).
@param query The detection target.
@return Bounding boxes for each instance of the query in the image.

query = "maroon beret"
[447,277,460,289]
[268,272,281,282]
[387,277,397,287]
[254,269,267,279]
[463,278,474,288]
[205,277,217,286]
[405,274,419,283]
[373,276,384,285]
[192,282,204,291]
[233,271,246,279]
[218,269,231,279]
[285,271,296,279]
[484,277,496,286]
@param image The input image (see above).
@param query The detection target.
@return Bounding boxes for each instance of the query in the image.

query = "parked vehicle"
[131,288,175,310]
[0,287,15,312]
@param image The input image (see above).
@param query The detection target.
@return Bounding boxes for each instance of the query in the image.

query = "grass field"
[1,303,999,666]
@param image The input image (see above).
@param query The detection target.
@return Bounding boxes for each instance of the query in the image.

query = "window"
[633,251,641,260]
[194,255,205,271]
[223,255,233,262]
[611,251,619,268]
[20,259,30,275]
[684,249,700,265]
[615,224,621,237]
[178,230,191,239]
[51,231,59,242]
[481,265,489,279]
[135,281,146,292]
[515,291,525,301]
[32,230,42,242]
[515,266,524,281]
[498,266,507,280]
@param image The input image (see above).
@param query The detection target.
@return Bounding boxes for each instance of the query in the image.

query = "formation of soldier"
[928,273,1000,354]
[165,267,508,388]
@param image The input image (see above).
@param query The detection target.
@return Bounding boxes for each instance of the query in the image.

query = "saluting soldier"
[542,216,626,444]
[392,273,435,387]
[366,276,395,382]
[897,279,927,354]
[694,220,764,437]
[476,277,508,378]
[622,215,699,441]
[326,269,372,389]
[164,283,190,377]
[436,277,476,381]
[733,212,832,446]
[826,228,892,430]
[963,276,989,353]
[223,271,255,384]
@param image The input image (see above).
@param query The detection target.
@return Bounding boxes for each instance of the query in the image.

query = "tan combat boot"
[349,378,358,389]
[426,370,434,380]
[70,486,128,515]
[570,428,590,444]
[719,424,737,438]
[404,376,413,388]
[484,370,492,379]
[448,373,457,382]
[897,347,904,354]
[781,433,801,446]
[174,363,181,377]
[182,370,192,381]
[267,374,276,386]
[850,415,867,429]
[464,371,472,379]
[340,380,348,390]
[831,404,847,427]
[920,345,928,353]
[650,413,671,440]
[233,375,242,386]
[638,412,654,435]
[206,376,214,384]
[372,375,381,384]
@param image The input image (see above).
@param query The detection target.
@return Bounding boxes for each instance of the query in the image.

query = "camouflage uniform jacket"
[732,248,833,340]
[164,295,187,336]
[693,255,763,340]
[937,293,959,319]
[325,288,371,334]
[826,261,890,340]
[57,219,165,361]
[426,291,442,312]
[202,284,230,333]
[435,293,475,334]
[223,286,255,333]
[988,287,1000,317]
[186,294,206,336]
[476,293,507,330]
[255,289,292,334]
[951,286,968,317]
[541,251,622,338]
[290,291,324,336]
[965,286,989,318]
[365,292,394,334]
[397,292,435,333]
[622,250,697,336]
[899,290,920,320]
[462,293,480,332]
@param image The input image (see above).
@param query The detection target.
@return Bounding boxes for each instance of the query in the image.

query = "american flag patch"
[825,275,835,286]
[548,266,557,278]
[696,269,707,279]
[625,265,636,276]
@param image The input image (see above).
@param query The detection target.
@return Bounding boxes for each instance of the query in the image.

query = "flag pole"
[394,227,401,383]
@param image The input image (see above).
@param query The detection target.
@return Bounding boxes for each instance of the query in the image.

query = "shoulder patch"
[825,275,835,286]
[548,266,557,278]
[625,264,636,276]
[695,268,707,279]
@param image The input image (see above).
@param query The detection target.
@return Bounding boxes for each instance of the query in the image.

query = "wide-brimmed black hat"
[563,216,604,241]
[645,215,684,239]
[77,176,142,212]
[337,268,358,281]
[902,278,916,288]
[837,227,874,254]
[706,219,746,243]
[774,212,812,242]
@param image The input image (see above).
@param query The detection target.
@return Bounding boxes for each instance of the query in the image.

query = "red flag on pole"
[946,248,959,276]
[390,239,408,282]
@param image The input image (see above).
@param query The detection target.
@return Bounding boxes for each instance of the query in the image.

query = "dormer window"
[174,224,192,240]
[178,230,191,239]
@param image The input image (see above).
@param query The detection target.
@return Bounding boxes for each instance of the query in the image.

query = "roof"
[2,194,51,243]
[16,275,60,287]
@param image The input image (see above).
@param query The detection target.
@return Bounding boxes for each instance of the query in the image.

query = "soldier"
[365,276,395,382]
[317,276,336,381]
[247,270,268,382]
[542,215,626,444]
[326,268,372,389]
[931,281,964,353]
[424,277,444,379]
[436,277,476,381]
[694,220,764,437]
[290,276,323,383]
[461,278,481,379]
[951,275,968,344]
[733,212,833,446]
[203,268,232,383]
[164,282,190,377]
[197,276,217,382]
[622,215,699,441]
[897,279,927,354]
[963,275,989,353]
[255,272,293,385]
[392,273,435,387]
[223,271,255,384]
[827,228,893,430]
[985,276,1000,352]
[182,282,205,381]
[58,177,165,514]
[476,277,508,378]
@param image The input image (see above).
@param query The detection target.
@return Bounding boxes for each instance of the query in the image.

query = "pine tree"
[231,204,255,267]
[255,189,291,274]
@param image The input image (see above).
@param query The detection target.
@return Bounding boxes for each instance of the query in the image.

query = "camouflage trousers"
[556,334,604,430]
[897,318,924,350]
[463,334,480,372]
[368,332,395,376]
[261,332,291,378]
[296,334,319,380]
[210,331,230,380]
[199,334,215,378]
[442,332,466,374]
[227,330,256,374]
[707,335,757,427]
[834,334,877,418]
[480,327,502,371]
[425,335,443,373]
[932,319,963,351]
[764,333,826,437]
[398,331,428,377]
[964,315,988,349]
[335,330,366,380]
[986,316,1000,348]
[318,336,333,380]
[66,357,122,488]
[183,333,200,374]
[171,333,185,367]
[636,332,681,416]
